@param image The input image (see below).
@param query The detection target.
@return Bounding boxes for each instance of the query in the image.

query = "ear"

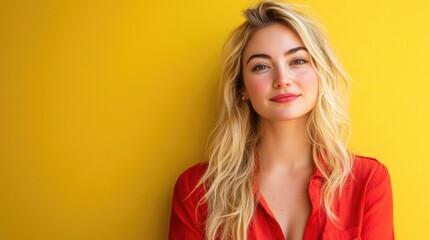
[241,90,249,101]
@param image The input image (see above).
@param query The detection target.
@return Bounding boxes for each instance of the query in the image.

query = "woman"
[169,1,394,239]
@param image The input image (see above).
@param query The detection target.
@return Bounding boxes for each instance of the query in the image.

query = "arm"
[361,163,394,239]
[169,166,206,240]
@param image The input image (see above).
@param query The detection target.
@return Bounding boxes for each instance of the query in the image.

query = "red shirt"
[169,156,394,239]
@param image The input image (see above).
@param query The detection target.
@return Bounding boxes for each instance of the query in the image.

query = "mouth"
[270,93,301,103]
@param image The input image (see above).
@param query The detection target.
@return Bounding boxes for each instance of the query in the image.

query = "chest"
[258,170,312,240]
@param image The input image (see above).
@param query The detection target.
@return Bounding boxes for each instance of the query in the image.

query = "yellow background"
[1,0,428,239]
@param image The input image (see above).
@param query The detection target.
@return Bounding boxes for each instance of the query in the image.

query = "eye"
[252,65,269,72]
[290,59,307,65]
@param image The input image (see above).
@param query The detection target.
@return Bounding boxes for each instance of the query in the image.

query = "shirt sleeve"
[361,163,394,239]
[169,167,205,240]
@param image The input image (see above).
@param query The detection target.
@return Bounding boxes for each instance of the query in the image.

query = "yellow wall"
[1,0,428,239]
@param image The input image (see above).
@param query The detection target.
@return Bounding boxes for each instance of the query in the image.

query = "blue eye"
[291,59,307,65]
[252,65,269,72]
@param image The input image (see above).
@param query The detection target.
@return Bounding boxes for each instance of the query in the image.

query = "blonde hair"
[197,1,353,239]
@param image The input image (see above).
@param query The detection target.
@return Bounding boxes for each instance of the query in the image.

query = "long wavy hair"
[197,1,353,239]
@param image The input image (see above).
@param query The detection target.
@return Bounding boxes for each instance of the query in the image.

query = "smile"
[269,93,301,103]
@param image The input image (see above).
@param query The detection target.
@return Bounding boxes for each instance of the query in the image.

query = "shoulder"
[351,155,392,190]
[173,162,208,199]
[175,162,208,188]
[352,155,389,176]
[348,156,394,237]
[170,163,208,237]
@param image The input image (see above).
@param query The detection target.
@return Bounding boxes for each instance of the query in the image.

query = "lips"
[270,93,301,103]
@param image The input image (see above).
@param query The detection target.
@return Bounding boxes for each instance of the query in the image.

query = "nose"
[272,68,293,89]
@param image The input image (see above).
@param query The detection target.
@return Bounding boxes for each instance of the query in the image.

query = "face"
[241,23,319,122]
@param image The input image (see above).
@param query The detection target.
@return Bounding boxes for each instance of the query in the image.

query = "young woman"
[169,1,394,239]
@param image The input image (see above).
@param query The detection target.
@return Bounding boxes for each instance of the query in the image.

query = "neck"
[258,116,313,172]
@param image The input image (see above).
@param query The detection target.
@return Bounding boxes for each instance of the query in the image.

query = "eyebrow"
[245,46,308,65]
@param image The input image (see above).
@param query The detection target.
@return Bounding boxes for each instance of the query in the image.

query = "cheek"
[243,75,270,98]
[299,69,319,93]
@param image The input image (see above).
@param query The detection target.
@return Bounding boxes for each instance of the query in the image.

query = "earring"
[241,95,249,101]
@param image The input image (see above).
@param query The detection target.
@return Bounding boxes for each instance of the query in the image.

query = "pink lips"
[270,93,301,103]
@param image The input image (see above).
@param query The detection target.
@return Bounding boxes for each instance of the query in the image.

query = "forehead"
[243,23,304,57]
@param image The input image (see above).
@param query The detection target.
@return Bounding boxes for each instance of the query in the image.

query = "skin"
[241,23,319,240]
